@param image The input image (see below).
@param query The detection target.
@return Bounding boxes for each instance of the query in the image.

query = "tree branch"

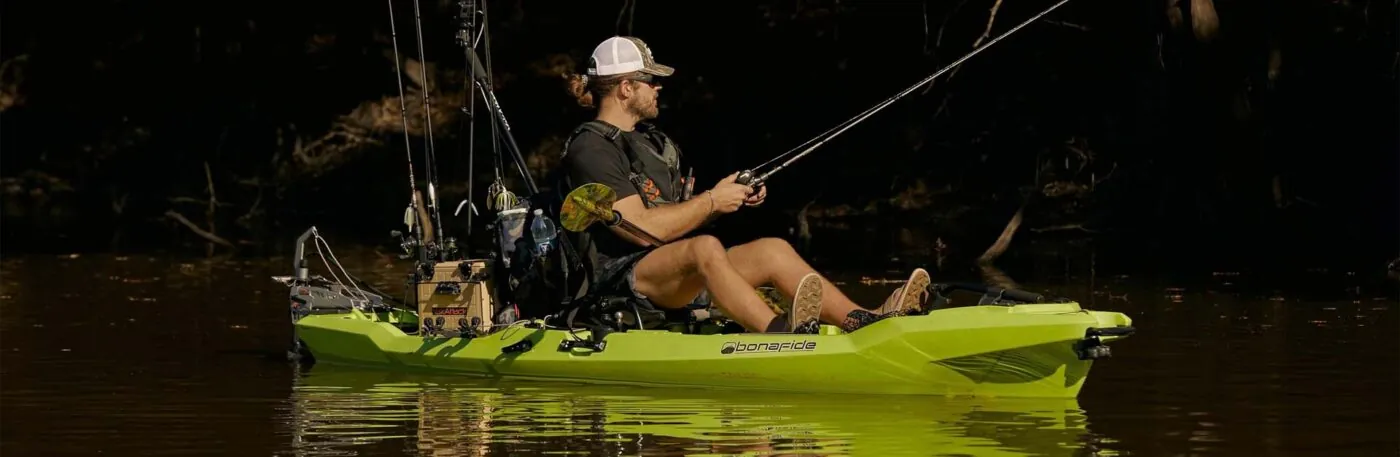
[165,210,234,247]
[1042,20,1089,31]
[203,161,218,249]
[978,205,1022,265]
[943,0,1004,85]
[1031,223,1099,233]
[921,0,1003,98]
[972,0,1006,49]
[977,205,1024,290]
[920,0,971,95]
[167,197,232,207]
[1092,162,1118,187]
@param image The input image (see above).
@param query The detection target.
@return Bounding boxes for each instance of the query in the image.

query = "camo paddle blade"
[560,183,618,232]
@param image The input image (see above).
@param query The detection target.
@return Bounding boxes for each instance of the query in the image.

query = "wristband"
[706,190,716,213]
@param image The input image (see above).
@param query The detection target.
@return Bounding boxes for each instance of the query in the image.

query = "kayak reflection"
[280,364,1115,456]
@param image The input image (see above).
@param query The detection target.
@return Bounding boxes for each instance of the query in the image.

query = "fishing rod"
[410,0,446,255]
[459,3,586,275]
[456,0,478,235]
[383,0,428,264]
[735,0,1073,189]
[465,48,539,197]
[456,0,528,215]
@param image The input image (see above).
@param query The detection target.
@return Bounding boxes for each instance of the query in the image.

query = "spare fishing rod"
[465,48,539,197]
[409,0,446,255]
[735,0,1073,189]
[460,4,586,277]
[462,0,527,215]
[456,0,479,235]
[383,0,429,265]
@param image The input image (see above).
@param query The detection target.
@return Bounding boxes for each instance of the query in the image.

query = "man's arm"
[614,172,756,245]
[610,192,712,245]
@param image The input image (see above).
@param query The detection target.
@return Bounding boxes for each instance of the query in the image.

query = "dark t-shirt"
[562,124,683,270]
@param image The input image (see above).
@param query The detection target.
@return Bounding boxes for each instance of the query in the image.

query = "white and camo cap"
[587,36,675,77]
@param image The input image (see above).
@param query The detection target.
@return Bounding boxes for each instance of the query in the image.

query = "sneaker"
[840,309,888,332]
[875,268,932,316]
[788,273,825,334]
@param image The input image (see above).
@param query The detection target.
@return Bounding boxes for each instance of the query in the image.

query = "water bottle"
[529,209,556,255]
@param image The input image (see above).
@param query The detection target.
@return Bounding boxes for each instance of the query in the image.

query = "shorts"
[593,250,713,310]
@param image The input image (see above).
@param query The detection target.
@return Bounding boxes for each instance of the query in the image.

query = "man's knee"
[747,237,796,255]
[686,235,728,266]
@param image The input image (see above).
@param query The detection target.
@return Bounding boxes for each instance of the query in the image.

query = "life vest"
[560,120,684,208]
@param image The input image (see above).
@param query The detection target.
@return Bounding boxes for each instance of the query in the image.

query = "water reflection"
[280,365,1113,456]
[4,248,1395,456]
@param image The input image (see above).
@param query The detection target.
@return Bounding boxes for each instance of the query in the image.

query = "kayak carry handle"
[501,339,533,354]
[1087,326,1136,337]
[558,338,606,353]
[1076,326,1135,360]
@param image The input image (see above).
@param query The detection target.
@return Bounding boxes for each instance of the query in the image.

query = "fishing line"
[738,0,1073,188]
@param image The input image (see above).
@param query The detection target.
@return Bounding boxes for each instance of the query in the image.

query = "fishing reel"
[734,169,763,188]
[390,229,420,260]
[434,236,461,260]
[389,230,460,261]
[731,169,772,204]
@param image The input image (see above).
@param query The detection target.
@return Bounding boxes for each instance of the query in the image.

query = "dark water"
[2,244,1396,456]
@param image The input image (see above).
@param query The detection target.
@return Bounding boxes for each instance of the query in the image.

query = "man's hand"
[743,184,767,207]
[708,173,754,214]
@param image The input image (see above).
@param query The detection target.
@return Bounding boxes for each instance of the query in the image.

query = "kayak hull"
[293,302,1132,398]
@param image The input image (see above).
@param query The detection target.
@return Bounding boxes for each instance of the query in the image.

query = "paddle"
[559,183,667,247]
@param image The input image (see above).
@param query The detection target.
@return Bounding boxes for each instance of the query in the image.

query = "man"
[558,36,929,334]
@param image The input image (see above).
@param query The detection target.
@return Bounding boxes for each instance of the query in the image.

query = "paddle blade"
[560,183,618,232]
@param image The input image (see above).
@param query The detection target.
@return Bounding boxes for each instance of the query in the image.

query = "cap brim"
[640,63,674,77]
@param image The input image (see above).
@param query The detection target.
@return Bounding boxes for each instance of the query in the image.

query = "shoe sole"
[887,268,931,315]
[789,273,824,332]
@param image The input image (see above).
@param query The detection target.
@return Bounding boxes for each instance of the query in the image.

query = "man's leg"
[629,235,820,332]
[726,237,929,329]
[724,237,867,324]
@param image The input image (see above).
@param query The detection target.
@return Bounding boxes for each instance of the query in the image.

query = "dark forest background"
[1,0,1396,275]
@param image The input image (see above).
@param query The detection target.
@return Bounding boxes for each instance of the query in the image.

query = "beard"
[626,96,659,120]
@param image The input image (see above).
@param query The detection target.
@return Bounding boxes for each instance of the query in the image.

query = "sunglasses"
[626,74,664,88]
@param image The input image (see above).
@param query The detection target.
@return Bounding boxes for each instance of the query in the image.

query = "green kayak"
[285,280,1133,398]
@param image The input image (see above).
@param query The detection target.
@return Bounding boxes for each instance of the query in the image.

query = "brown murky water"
[2,245,1396,456]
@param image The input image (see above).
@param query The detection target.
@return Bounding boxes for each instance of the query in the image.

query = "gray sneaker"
[788,273,825,333]
[876,268,932,316]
